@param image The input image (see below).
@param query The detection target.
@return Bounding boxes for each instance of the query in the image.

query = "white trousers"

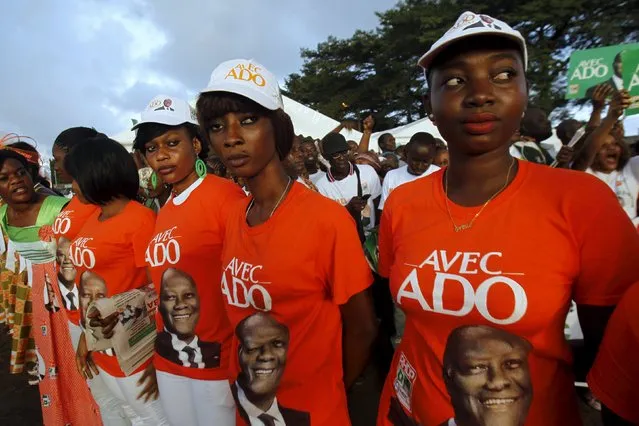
[156,370,235,426]
[94,366,169,426]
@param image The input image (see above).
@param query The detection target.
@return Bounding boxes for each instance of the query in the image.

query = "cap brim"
[200,81,280,111]
[131,114,195,131]
[418,29,527,72]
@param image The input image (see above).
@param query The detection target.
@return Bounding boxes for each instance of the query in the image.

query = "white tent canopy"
[372,117,443,148]
[110,95,364,151]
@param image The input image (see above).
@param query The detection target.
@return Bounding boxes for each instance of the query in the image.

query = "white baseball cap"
[132,95,197,130]
[200,59,283,110]
[418,11,527,73]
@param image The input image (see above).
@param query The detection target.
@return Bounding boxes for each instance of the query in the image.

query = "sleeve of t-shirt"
[587,283,639,424]
[572,178,639,305]
[132,208,156,268]
[379,174,392,210]
[625,155,639,181]
[509,145,523,159]
[214,180,247,229]
[323,204,373,305]
[316,178,331,198]
[367,168,382,200]
[377,197,394,279]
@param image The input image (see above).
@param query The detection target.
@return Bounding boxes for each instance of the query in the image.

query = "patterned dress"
[0,196,102,425]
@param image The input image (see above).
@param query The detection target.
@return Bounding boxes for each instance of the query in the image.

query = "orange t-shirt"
[147,176,245,380]
[376,160,639,426]
[221,182,372,426]
[588,282,639,424]
[53,196,99,325]
[71,201,156,377]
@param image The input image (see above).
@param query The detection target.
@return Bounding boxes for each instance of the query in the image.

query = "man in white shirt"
[316,133,382,233]
[299,138,325,184]
[380,132,441,210]
[509,106,553,165]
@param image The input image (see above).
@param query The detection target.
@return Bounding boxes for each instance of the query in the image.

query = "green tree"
[285,0,638,130]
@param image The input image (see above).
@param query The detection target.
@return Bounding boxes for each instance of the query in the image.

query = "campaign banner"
[565,43,639,100]
[623,49,639,116]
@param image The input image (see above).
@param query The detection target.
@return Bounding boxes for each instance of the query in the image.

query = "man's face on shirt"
[56,237,76,287]
[445,328,532,426]
[79,272,107,324]
[238,313,289,400]
[160,269,200,341]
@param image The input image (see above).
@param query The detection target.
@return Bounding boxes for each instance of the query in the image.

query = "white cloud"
[0,0,398,154]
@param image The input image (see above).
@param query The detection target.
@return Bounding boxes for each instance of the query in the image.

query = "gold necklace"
[444,158,515,232]
[246,177,292,220]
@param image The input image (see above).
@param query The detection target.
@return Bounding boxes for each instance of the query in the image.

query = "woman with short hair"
[197,59,377,425]
[133,95,244,425]
[69,136,168,425]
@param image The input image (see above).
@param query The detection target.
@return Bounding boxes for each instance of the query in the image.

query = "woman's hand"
[362,115,375,133]
[87,309,120,339]
[76,332,99,380]
[607,89,631,120]
[137,363,160,402]
[591,84,614,110]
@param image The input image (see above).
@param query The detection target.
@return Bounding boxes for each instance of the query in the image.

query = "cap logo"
[225,62,266,87]
[148,98,175,111]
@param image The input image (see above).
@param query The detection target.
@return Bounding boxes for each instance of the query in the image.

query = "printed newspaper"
[85,285,158,375]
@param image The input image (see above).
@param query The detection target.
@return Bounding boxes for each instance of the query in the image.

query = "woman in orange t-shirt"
[132,95,245,425]
[51,127,101,347]
[196,59,378,426]
[67,136,169,425]
[376,12,639,426]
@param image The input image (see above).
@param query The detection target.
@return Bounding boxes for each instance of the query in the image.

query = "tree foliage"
[285,0,638,130]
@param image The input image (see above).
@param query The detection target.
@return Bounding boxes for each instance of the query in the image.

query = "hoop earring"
[150,171,158,189]
[195,158,207,178]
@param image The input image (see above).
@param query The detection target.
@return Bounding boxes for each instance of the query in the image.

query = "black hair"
[53,127,102,153]
[614,52,622,64]
[64,136,139,205]
[133,122,209,160]
[196,92,294,160]
[520,106,552,142]
[406,132,437,151]
[0,149,29,171]
[426,35,525,87]
[556,119,582,145]
[378,133,394,149]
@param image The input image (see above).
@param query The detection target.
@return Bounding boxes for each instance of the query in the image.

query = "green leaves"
[285,0,638,129]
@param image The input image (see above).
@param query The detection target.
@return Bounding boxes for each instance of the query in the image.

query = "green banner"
[565,43,639,100]
[624,49,639,116]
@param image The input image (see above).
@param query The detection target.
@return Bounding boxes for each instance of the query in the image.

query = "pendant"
[454,223,471,232]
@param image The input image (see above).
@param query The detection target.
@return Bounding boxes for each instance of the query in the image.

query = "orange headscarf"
[0,133,41,165]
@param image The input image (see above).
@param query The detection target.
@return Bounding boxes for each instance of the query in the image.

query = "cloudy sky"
[0,0,397,153]
[2,0,636,157]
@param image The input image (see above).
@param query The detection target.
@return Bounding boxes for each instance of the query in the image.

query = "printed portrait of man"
[79,270,108,328]
[585,52,624,98]
[440,325,533,426]
[56,236,78,312]
[231,312,310,426]
[155,268,221,369]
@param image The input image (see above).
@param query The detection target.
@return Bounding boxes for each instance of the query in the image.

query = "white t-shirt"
[309,170,325,184]
[379,164,440,210]
[586,156,639,225]
[316,164,382,231]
